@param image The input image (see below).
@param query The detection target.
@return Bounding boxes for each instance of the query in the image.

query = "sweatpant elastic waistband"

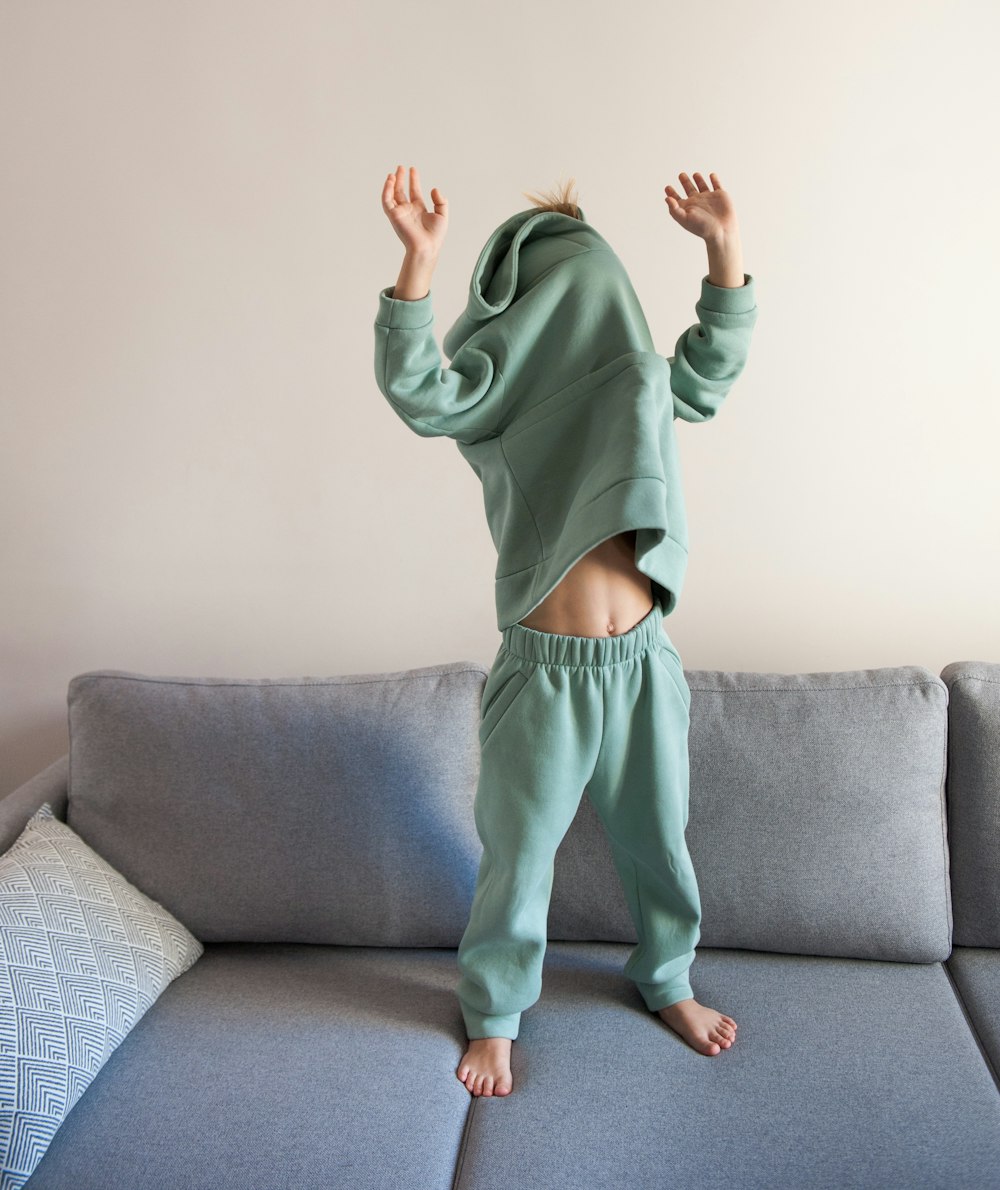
[501,599,664,668]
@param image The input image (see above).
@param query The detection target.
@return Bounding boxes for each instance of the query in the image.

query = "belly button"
[607,621,616,635]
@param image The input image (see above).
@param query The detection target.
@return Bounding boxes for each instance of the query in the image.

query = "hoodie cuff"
[376,285,434,330]
[698,273,756,315]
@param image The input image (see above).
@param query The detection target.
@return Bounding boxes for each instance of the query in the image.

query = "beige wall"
[2,0,998,796]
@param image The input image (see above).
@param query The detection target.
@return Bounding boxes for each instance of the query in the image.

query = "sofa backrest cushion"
[549,665,952,962]
[940,661,1000,947]
[67,662,953,959]
[66,665,486,945]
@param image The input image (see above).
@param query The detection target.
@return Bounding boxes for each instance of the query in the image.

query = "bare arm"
[392,249,438,301]
[705,228,745,289]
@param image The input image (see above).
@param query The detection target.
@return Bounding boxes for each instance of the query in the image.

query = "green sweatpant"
[456,595,701,1040]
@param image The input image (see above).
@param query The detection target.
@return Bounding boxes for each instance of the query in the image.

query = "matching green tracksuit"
[373,205,758,1039]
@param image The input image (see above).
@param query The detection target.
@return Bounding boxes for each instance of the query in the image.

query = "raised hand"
[664,172,739,241]
[381,165,449,257]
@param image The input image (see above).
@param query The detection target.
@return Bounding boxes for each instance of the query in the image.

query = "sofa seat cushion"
[455,942,1000,1189]
[948,945,1000,1083]
[21,944,472,1189]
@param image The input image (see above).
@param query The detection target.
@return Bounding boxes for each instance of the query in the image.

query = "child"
[374,165,758,1097]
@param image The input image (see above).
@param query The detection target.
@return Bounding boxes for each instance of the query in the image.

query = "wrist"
[403,247,439,266]
[392,251,438,302]
[705,228,745,288]
[705,226,740,252]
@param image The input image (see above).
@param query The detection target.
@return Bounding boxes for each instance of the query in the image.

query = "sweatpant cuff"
[461,1005,520,1041]
[640,975,694,1013]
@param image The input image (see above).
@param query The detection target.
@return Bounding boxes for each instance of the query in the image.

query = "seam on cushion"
[71,674,948,693]
[938,683,953,947]
[941,960,1000,1098]
[682,680,949,693]
[69,667,489,690]
[451,1094,479,1190]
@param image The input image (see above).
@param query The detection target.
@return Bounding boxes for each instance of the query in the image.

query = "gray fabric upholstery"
[455,942,1000,1190]
[948,947,1000,1084]
[1,658,996,1188]
[21,944,471,1190]
[552,665,951,962]
[66,665,486,945]
[941,660,1000,1094]
[67,664,952,960]
[18,941,1000,1190]
[941,661,1000,946]
[0,755,67,854]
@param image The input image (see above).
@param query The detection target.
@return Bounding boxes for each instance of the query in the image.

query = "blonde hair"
[521,177,582,220]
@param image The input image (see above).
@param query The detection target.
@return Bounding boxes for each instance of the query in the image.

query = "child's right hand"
[381,165,449,257]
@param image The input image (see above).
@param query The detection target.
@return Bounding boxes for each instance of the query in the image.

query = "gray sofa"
[2,658,999,1189]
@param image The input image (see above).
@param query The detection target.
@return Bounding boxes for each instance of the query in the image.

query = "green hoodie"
[373,206,759,630]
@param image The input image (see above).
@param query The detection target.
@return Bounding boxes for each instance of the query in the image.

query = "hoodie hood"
[442,206,612,358]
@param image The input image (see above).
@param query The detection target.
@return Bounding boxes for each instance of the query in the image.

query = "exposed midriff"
[515,530,654,638]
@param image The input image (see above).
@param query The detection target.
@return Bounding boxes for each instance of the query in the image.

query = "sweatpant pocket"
[652,642,691,714]
[478,656,536,750]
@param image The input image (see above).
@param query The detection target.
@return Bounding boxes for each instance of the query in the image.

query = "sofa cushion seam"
[682,680,946,693]
[941,960,1000,1098]
[451,1094,479,1190]
[68,668,489,690]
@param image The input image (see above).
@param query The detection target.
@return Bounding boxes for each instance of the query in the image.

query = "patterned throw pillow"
[0,803,204,1188]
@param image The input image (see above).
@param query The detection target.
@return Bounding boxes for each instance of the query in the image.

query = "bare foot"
[656,998,738,1056]
[456,1036,514,1096]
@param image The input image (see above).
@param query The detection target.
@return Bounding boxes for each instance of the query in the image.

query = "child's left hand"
[664,172,739,240]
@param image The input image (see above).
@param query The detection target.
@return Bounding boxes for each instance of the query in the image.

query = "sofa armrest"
[0,753,69,853]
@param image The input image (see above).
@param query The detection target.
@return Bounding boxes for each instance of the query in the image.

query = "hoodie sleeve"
[373,287,505,442]
[669,274,759,423]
